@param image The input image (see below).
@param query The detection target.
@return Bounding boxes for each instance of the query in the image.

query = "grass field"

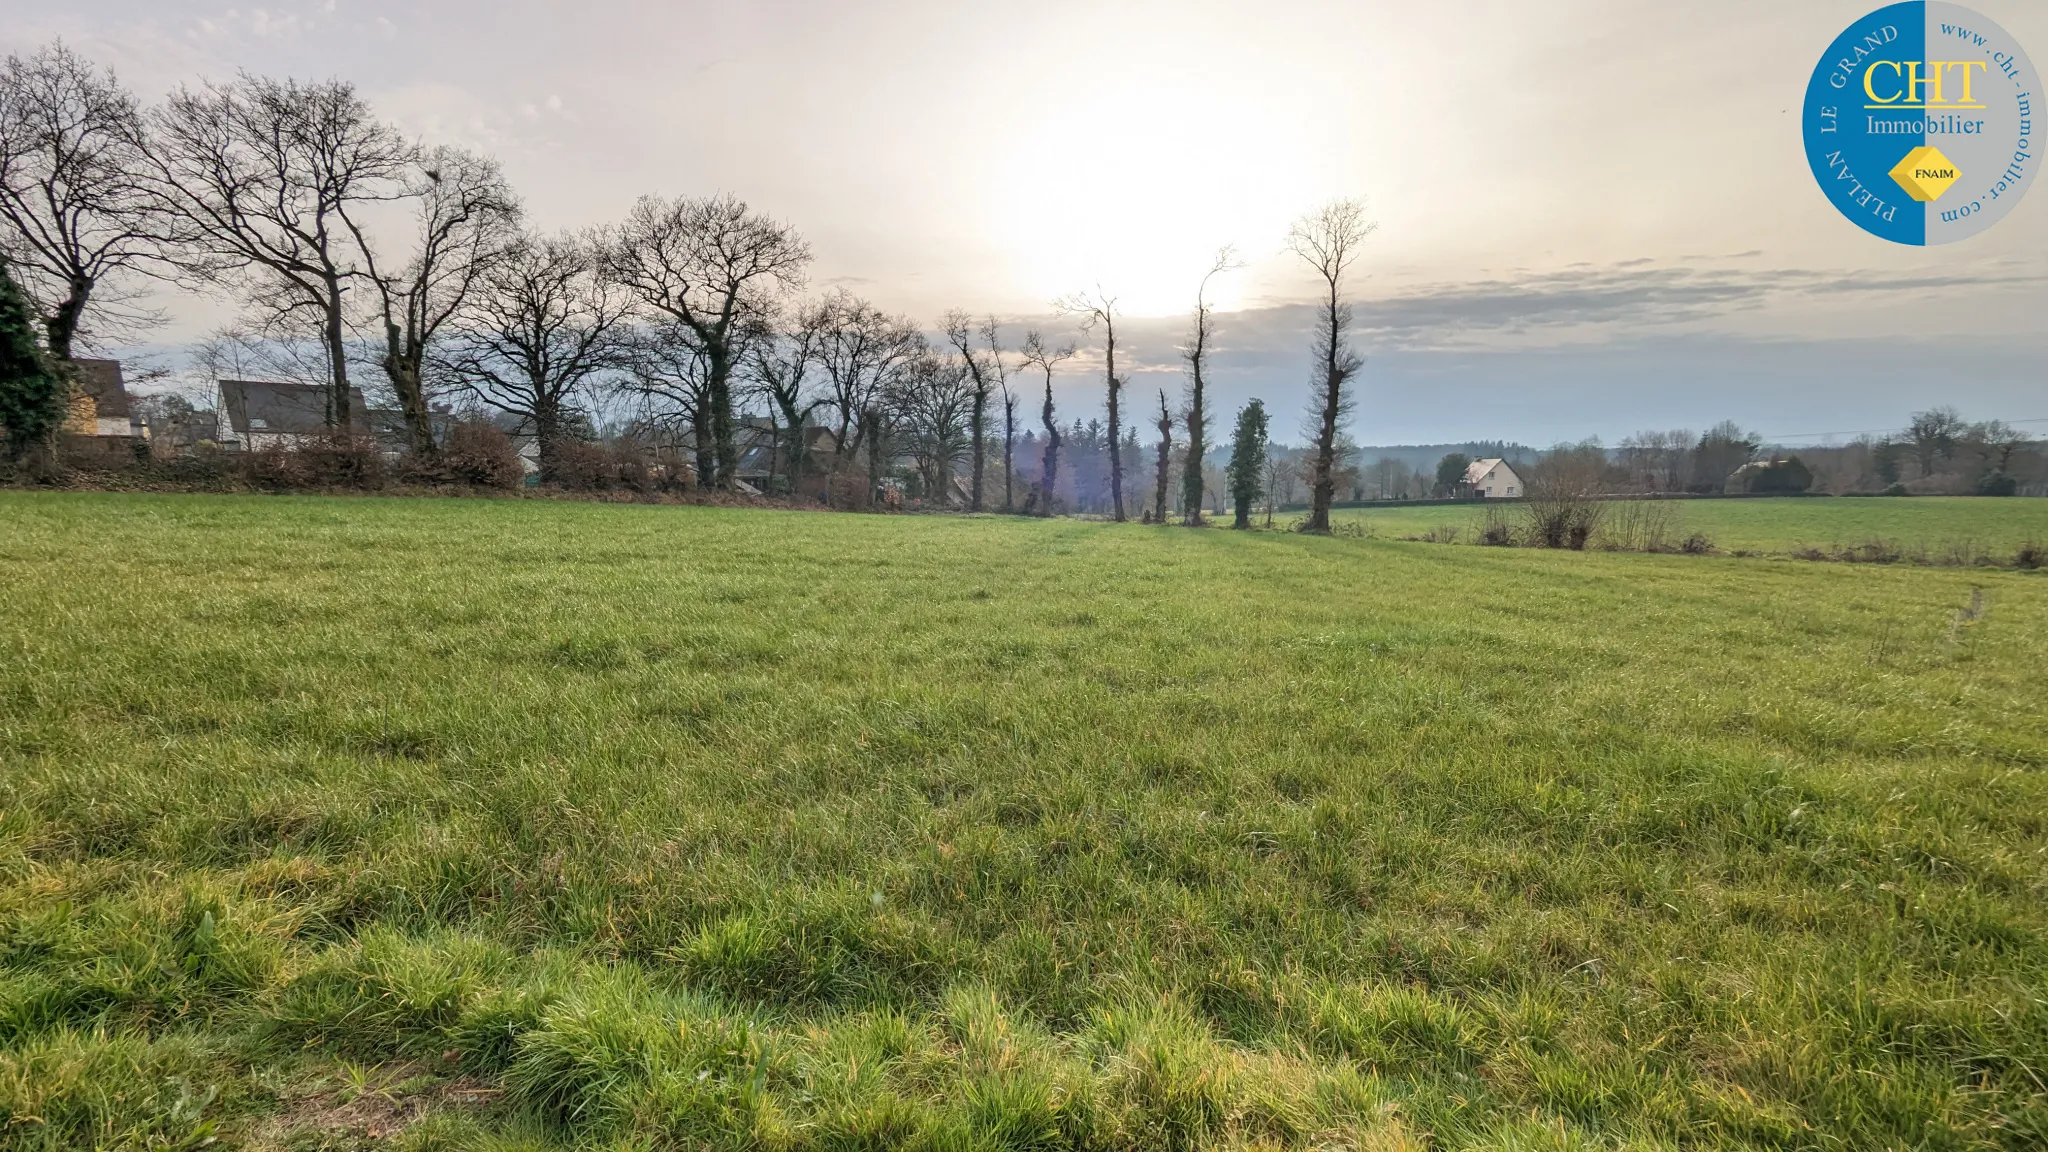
[3,491,2046,1151]
[1332,497,2048,559]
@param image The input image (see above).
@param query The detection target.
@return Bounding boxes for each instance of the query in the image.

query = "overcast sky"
[9,0,2046,446]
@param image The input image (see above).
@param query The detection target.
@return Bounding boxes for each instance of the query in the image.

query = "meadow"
[2,491,2045,1151]
[1332,496,2048,560]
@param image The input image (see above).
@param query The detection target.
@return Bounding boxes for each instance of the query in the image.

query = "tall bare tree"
[0,43,161,362]
[1180,247,1239,526]
[747,311,828,492]
[804,289,920,502]
[619,317,716,483]
[1056,288,1127,521]
[147,75,411,431]
[603,194,808,488]
[983,316,1019,513]
[1288,199,1376,533]
[1152,388,1173,524]
[435,231,627,481]
[943,309,997,511]
[1019,329,1074,517]
[895,344,975,502]
[356,147,520,456]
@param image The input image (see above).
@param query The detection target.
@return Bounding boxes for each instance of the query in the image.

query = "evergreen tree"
[1226,399,1269,529]
[0,257,65,464]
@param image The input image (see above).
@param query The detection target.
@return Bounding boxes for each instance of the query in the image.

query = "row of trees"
[0,43,1381,529]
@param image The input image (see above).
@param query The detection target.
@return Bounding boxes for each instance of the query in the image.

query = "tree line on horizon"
[0,43,1395,530]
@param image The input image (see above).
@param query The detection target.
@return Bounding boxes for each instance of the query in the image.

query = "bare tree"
[983,316,1019,513]
[1180,246,1239,526]
[1019,329,1074,517]
[1905,406,1967,477]
[618,317,715,483]
[146,75,411,430]
[747,311,828,493]
[1287,199,1376,532]
[1152,387,1173,523]
[895,344,975,502]
[357,147,520,456]
[804,289,921,503]
[435,231,627,481]
[1055,287,1127,521]
[944,309,995,511]
[0,43,162,362]
[603,194,809,488]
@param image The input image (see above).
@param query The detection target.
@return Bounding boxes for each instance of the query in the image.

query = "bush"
[245,434,385,490]
[400,423,524,489]
[1976,472,2018,497]
[1478,505,1516,546]
[2017,540,2043,571]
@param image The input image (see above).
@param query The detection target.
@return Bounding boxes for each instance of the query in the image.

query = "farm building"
[1462,457,1523,498]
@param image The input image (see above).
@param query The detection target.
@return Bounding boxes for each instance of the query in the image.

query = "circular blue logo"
[1803,3,2039,244]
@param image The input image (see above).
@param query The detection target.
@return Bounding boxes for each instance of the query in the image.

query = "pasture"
[1333,496,2048,559]
[2,492,2045,1151]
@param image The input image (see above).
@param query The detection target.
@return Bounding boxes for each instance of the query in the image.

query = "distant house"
[216,380,408,452]
[63,359,146,441]
[1462,457,1524,498]
[734,420,839,499]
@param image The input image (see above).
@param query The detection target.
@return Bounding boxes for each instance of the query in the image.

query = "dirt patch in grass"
[251,1063,499,1147]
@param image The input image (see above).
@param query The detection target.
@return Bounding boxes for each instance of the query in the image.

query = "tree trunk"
[1182,353,1205,526]
[708,348,737,488]
[1038,383,1060,517]
[383,322,437,456]
[1002,398,1017,513]
[534,402,563,483]
[1306,289,1341,533]
[1153,391,1171,524]
[969,387,987,512]
[864,408,885,508]
[323,280,353,431]
[1234,496,1251,529]
[44,277,89,363]
[1104,322,1124,522]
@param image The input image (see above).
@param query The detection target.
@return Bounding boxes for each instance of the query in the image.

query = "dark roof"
[71,359,132,418]
[219,380,370,435]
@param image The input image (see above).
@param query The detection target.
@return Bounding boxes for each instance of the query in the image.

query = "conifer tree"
[0,256,64,463]
[1226,399,1269,529]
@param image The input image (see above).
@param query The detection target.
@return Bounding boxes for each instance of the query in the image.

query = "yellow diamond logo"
[1890,146,1960,203]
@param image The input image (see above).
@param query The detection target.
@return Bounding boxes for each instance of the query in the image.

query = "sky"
[8,0,2047,447]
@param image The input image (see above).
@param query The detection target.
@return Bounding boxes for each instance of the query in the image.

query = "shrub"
[1976,472,2018,497]
[1478,505,1516,546]
[1680,532,1715,555]
[401,423,524,489]
[245,434,386,490]
[2016,540,2042,571]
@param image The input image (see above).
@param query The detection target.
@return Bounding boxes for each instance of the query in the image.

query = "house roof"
[1463,457,1513,486]
[71,359,133,418]
[219,380,370,436]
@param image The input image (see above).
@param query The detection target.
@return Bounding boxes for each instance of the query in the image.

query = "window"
[1507,486,1517,496]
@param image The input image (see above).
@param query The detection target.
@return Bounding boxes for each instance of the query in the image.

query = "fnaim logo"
[1804,2,2038,244]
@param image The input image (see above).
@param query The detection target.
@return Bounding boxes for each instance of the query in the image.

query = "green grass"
[1333,496,2048,558]
[3,491,2046,1150]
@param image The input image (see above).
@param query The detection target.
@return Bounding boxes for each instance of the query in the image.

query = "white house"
[1462,457,1524,498]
